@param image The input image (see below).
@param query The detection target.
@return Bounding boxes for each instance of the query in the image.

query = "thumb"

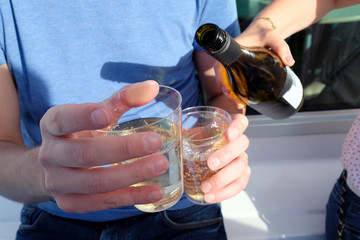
[99,80,160,126]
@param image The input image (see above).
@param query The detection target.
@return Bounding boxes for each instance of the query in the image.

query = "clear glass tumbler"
[182,106,231,205]
[95,83,183,212]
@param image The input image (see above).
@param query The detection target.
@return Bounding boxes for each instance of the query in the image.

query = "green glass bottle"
[195,23,304,119]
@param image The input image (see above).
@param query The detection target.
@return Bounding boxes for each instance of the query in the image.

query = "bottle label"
[281,67,303,109]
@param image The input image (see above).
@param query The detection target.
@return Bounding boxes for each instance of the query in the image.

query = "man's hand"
[38,81,169,213]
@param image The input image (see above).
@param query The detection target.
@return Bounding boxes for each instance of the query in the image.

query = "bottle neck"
[210,32,242,65]
[196,24,242,65]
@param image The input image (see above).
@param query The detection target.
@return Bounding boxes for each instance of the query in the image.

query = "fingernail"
[152,157,168,173]
[201,182,212,193]
[91,108,110,126]
[208,157,220,170]
[149,189,164,202]
[285,56,295,65]
[143,134,162,152]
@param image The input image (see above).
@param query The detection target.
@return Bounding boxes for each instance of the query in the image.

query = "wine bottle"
[195,23,304,119]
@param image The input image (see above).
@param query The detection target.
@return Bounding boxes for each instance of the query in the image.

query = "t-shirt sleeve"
[193,0,240,50]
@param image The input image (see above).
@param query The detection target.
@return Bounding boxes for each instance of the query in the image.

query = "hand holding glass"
[95,83,183,212]
[182,106,231,205]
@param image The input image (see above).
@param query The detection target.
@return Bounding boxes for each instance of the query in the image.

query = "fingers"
[202,160,251,203]
[38,81,167,213]
[214,63,247,111]
[100,80,159,109]
[44,154,169,195]
[39,132,163,168]
[100,80,159,124]
[235,23,295,67]
[226,113,249,141]
[40,103,113,137]
[265,37,295,67]
[202,153,251,203]
[53,185,164,213]
[207,114,249,171]
[201,113,250,203]
[40,81,160,137]
[253,30,295,67]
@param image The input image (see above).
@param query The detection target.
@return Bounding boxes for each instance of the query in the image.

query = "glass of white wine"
[182,106,231,205]
[95,83,183,213]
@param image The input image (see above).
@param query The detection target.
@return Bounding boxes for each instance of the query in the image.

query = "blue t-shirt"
[0,0,240,221]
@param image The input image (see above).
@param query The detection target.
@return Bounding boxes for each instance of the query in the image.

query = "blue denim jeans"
[326,171,360,239]
[16,203,226,240]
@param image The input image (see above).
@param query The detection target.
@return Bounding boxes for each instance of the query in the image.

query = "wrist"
[23,147,53,203]
[257,17,277,30]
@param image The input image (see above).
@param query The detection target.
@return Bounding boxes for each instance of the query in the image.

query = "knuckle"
[129,186,152,205]
[103,197,119,209]
[44,177,58,193]
[41,107,63,135]
[103,187,144,209]
[74,143,96,166]
[38,146,52,167]
[116,138,133,159]
[129,187,142,205]
[88,173,109,194]
[132,162,146,183]
[50,120,62,136]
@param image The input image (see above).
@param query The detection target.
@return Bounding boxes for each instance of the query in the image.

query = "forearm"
[252,0,359,39]
[0,142,51,203]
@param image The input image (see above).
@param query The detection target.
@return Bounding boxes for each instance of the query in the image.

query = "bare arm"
[0,73,169,212]
[0,63,49,203]
[253,0,360,40]
[236,0,360,66]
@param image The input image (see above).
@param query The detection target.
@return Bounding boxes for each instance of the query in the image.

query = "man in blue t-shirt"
[0,1,251,239]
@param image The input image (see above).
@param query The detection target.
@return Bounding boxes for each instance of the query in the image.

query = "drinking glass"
[95,83,183,212]
[182,106,231,205]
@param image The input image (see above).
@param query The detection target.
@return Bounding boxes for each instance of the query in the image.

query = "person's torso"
[0,0,240,221]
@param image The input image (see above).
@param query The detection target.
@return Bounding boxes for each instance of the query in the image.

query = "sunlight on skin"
[100,80,160,127]
[214,63,247,112]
